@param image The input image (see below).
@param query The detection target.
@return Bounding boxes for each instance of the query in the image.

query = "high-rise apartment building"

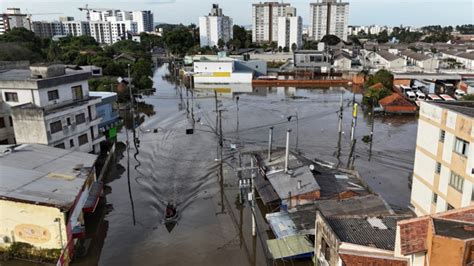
[31,21,64,39]
[277,15,302,50]
[252,2,296,43]
[199,4,233,48]
[411,101,474,216]
[0,8,31,35]
[309,0,349,41]
[132,11,154,33]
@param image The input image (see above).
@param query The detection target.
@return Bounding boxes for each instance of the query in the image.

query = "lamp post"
[54,217,63,249]
[287,112,299,150]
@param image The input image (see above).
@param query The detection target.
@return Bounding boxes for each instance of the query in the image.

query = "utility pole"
[250,155,256,237]
[338,93,343,135]
[369,97,376,161]
[285,129,291,173]
[350,103,358,144]
[218,110,225,214]
[267,127,274,162]
[295,112,299,151]
[214,90,218,130]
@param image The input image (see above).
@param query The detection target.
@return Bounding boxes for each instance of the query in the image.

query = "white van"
[416,91,426,100]
[406,91,417,101]
[400,85,412,94]
[454,89,466,100]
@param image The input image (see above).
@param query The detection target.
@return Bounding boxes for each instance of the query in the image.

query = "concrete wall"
[0,200,67,250]
[11,108,49,144]
[194,72,253,84]
[194,61,234,73]
[315,212,340,266]
[235,60,267,76]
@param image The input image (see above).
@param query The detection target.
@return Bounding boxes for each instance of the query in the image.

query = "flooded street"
[95,64,417,265]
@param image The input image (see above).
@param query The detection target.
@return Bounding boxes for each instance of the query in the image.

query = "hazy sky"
[2,0,473,27]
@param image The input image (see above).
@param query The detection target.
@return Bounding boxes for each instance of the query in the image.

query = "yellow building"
[411,101,474,216]
[0,144,99,264]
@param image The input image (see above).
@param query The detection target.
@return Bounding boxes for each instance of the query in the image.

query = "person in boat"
[165,202,176,218]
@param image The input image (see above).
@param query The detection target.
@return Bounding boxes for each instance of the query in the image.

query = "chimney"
[285,129,291,173]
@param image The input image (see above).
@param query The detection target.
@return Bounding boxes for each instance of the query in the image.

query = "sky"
[1,0,473,27]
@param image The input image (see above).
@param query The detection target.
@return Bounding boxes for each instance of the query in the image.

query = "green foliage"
[462,94,474,101]
[363,86,392,105]
[89,77,118,92]
[0,28,45,62]
[163,25,195,56]
[4,242,61,262]
[232,25,252,50]
[302,40,318,50]
[321,35,341,45]
[365,69,394,89]
[291,43,298,52]
[131,58,153,90]
[456,24,474,34]
[217,39,225,50]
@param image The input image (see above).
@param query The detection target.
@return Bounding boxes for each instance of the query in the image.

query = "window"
[0,117,4,128]
[439,130,445,143]
[432,193,438,204]
[4,92,18,102]
[454,138,469,157]
[72,85,83,100]
[9,116,12,127]
[54,143,65,149]
[47,90,59,101]
[449,171,464,192]
[66,117,71,126]
[69,139,74,147]
[50,120,63,134]
[435,162,441,174]
[76,113,86,124]
[78,134,88,145]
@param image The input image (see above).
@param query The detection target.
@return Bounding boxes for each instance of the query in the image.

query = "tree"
[278,46,283,53]
[163,25,195,55]
[217,39,225,50]
[270,41,278,53]
[321,34,341,45]
[291,43,298,52]
[283,46,289,52]
[365,69,394,89]
[462,94,474,101]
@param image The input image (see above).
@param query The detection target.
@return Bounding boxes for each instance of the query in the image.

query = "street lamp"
[287,112,299,150]
[54,217,63,249]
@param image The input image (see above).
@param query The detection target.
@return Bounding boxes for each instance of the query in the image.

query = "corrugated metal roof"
[267,164,320,199]
[266,211,298,238]
[326,216,400,251]
[0,144,97,210]
[266,235,314,260]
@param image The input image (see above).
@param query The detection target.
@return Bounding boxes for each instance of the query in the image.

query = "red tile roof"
[398,206,474,256]
[379,93,413,107]
[340,253,408,266]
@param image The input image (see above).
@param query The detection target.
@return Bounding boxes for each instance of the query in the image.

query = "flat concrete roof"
[0,68,91,89]
[0,144,97,210]
[430,101,474,118]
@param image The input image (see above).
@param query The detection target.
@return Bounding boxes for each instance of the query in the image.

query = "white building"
[132,10,154,33]
[366,50,407,70]
[252,2,296,43]
[32,21,64,39]
[199,4,233,48]
[441,51,474,70]
[0,64,104,154]
[277,16,302,50]
[0,8,31,35]
[89,21,113,45]
[411,101,474,216]
[309,0,349,41]
[62,20,90,37]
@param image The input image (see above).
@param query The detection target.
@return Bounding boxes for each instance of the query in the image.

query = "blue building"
[89,92,120,140]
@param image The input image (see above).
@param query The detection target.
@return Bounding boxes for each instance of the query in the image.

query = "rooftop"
[0,68,91,89]
[0,144,97,210]
[433,218,474,240]
[377,50,402,62]
[326,216,401,250]
[430,101,474,118]
[400,50,432,61]
[339,253,408,266]
[398,206,474,256]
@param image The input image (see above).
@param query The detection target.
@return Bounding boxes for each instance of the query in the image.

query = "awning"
[266,211,297,238]
[72,225,85,239]
[83,181,103,213]
[267,235,314,260]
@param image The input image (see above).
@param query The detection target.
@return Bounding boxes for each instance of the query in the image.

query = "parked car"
[406,91,417,101]
[454,89,466,100]
[416,91,426,100]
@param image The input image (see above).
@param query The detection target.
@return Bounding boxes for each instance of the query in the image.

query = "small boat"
[164,203,178,222]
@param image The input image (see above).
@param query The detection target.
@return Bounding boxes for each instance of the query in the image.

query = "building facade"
[0,143,100,265]
[32,21,64,39]
[252,2,296,43]
[309,0,349,41]
[0,8,31,35]
[199,4,233,48]
[411,102,474,216]
[0,64,104,154]
[277,15,302,50]
[132,10,154,33]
